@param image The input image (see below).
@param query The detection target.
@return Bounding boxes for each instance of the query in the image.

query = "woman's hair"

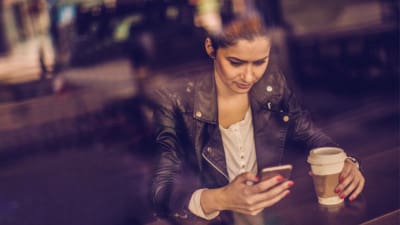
[209,15,269,50]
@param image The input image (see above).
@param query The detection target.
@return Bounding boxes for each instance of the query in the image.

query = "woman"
[150,16,365,225]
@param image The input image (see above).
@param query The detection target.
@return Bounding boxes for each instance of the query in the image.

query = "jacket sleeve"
[280,73,338,149]
[150,89,215,224]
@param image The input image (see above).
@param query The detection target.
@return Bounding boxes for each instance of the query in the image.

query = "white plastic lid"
[307,147,347,165]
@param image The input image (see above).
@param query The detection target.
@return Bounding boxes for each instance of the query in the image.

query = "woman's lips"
[236,83,251,89]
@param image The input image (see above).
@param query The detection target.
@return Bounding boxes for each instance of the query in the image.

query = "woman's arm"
[151,89,204,222]
[279,73,365,201]
[280,73,337,148]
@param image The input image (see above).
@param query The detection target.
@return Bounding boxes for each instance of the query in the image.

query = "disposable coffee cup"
[307,147,347,205]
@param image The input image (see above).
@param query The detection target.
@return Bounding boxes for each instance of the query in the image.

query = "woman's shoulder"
[254,63,288,93]
[149,72,207,110]
[155,73,203,94]
[264,63,287,82]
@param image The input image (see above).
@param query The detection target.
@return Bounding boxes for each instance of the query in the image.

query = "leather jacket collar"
[192,63,275,124]
[193,70,218,124]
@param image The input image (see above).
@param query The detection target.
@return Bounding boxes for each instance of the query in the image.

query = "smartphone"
[259,164,293,182]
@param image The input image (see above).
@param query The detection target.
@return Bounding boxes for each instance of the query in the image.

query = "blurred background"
[0,0,398,225]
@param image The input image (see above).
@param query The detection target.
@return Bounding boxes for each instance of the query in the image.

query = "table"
[261,148,399,225]
[0,147,397,225]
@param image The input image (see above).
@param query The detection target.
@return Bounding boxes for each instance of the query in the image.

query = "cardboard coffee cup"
[307,147,347,205]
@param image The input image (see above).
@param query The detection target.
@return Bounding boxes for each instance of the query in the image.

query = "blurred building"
[0,0,31,54]
[1,0,398,87]
[280,0,399,89]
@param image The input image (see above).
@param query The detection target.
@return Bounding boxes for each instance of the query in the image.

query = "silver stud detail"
[195,111,202,118]
[283,115,289,122]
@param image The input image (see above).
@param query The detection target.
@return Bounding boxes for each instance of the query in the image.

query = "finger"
[339,178,358,199]
[339,161,353,182]
[235,172,259,184]
[235,205,264,216]
[251,175,286,193]
[233,208,263,216]
[336,169,355,196]
[252,180,294,204]
[234,181,293,214]
[248,189,291,213]
[335,166,356,193]
[248,208,263,216]
[349,174,365,201]
[339,170,364,199]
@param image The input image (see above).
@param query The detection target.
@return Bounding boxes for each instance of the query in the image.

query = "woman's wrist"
[346,156,360,169]
[200,187,225,215]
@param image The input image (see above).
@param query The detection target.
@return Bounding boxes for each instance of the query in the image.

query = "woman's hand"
[335,159,365,201]
[201,172,293,216]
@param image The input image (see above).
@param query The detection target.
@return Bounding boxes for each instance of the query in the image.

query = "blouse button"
[195,111,202,118]
[207,147,212,153]
[266,85,273,92]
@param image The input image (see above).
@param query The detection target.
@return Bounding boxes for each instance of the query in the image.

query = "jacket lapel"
[251,97,287,170]
[193,72,229,181]
[250,64,288,170]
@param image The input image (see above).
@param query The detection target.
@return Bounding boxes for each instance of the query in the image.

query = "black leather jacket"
[151,63,336,225]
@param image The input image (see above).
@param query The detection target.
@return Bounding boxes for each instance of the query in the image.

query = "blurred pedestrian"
[127,23,155,95]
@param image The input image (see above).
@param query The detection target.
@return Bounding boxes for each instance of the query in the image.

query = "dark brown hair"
[209,15,269,50]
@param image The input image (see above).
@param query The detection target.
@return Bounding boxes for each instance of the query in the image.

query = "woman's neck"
[214,71,248,100]
[217,95,250,128]
[215,74,250,128]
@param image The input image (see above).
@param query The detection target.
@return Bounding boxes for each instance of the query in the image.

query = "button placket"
[236,126,246,172]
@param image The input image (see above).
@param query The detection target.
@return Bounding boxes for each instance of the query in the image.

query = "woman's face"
[213,36,271,95]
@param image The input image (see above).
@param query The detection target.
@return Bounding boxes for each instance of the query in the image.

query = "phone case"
[260,164,293,181]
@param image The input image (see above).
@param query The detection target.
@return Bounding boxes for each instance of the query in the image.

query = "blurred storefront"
[0,0,32,54]
[280,0,399,89]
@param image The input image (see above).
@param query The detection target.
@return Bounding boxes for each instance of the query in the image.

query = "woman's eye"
[229,61,243,66]
[253,60,266,66]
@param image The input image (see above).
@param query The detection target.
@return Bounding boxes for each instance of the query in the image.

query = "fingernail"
[339,177,345,183]
[246,181,254,186]
[349,197,355,202]
[276,176,283,182]
[340,194,346,199]
[255,176,260,182]
[285,190,291,196]
[287,181,294,187]
[335,188,341,193]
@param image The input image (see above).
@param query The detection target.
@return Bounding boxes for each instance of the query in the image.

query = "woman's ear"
[204,37,216,59]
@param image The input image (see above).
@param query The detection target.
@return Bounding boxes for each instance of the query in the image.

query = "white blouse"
[189,108,258,219]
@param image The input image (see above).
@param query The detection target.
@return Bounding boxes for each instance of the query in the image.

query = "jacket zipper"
[202,152,229,181]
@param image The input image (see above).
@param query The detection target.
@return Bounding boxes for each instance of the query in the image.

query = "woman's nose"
[242,64,254,82]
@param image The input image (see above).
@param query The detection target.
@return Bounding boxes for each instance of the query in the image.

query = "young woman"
[150,16,365,225]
